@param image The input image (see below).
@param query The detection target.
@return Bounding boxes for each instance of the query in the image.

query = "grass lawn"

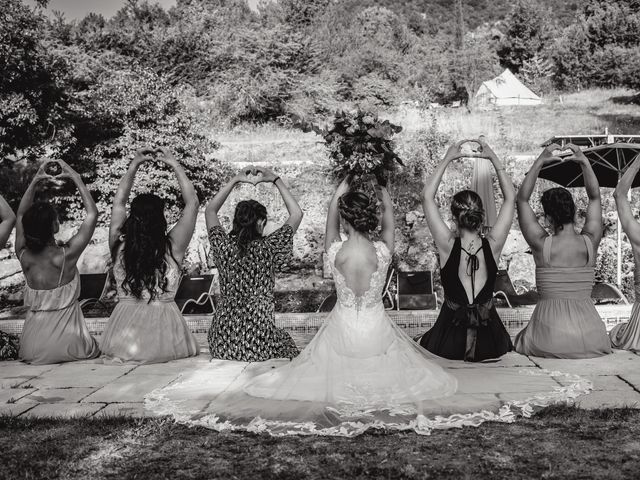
[1,406,638,479]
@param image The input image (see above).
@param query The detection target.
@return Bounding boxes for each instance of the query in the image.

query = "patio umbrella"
[538,143,640,286]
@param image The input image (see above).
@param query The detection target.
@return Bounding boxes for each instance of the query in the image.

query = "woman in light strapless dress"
[16,160,100,364]
[100,147,199,364]
[514,143,611,358]
[610,154,640,352]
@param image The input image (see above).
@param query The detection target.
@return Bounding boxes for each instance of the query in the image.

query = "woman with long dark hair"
[514,144,611,358]
[417,138,515,361]
[205,166,303,361]
[100,147,199,363]
[0,193,19,360]
[16,160,100,364]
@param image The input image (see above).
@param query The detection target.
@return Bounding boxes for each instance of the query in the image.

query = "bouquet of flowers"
[300,110,403,186]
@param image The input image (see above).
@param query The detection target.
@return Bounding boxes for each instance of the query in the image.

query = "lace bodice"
[327,240,392,310]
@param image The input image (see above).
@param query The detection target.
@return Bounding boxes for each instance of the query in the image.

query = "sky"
[24,1,265,18]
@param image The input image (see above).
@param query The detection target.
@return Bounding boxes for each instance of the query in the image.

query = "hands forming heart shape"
[133,146,178,166]
[236,166,278,185]
[540,143,588,165]
[36,159,76,182]
[444,137,498,162]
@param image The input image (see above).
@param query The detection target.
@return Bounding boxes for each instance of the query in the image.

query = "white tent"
[475,69,542,107]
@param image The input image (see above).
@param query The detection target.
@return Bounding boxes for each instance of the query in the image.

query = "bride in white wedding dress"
[146,178,591,436]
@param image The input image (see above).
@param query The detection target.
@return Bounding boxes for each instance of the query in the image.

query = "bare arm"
[56,160,98,263]
[109,148,154,250]
[568,144,602,246]
[516,144,561,253]
[204,168,254,231]
[15,162,52,255]
[614,154,640,247]
[0,194,16,248]
[479,139,515,259]
[158,148,199,263]
[255,167,304,232]
[422,142,463,262]
[324,177,350,252]
[375,184,394,252]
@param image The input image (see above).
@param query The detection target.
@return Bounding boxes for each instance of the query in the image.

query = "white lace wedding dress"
[146,240,592,436]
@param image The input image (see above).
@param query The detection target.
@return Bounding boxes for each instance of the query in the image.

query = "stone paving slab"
[530,350,640,376]
[0,403,38,416]
[17,387,98,404]
[1,351,640,420]
[28,364,136,389]
[21,403,106,419]
[0,388,37,404]
[0,362,58,388]
[575,390,640,409]
[82,374,180,403]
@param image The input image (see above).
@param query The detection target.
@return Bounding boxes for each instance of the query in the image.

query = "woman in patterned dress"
[205,166,303,361]
[0,193,19,360]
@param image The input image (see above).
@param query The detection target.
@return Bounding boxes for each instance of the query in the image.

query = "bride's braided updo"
[338,191,379,233]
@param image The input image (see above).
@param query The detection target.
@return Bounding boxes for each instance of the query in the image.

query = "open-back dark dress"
[419,237,512,362]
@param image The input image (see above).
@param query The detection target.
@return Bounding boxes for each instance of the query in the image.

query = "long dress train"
[146,241,591,436]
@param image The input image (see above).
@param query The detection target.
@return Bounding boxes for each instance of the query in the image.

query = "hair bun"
[338,191,379,233]
[451,190,485,232]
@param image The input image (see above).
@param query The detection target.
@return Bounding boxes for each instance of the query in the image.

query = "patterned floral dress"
[0,331,19,360]
[207,224,299,361]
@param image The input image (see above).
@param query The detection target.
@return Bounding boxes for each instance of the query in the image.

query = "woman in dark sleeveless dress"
[418,138,515,361]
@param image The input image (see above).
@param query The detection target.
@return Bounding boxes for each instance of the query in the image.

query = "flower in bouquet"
[296,110,403,186]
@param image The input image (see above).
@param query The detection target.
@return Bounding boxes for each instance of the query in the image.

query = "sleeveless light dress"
[19,248,100,365]
[609,269,640,352]
[514,235,611,359]
[99,248,199,364]
[145,240,592,437]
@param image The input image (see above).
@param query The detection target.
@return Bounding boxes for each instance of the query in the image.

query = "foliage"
[497,0,552,73]
[301,110,403,185]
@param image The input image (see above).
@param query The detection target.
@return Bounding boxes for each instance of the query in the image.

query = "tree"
[451,37,502,108]
[497,0,551,73]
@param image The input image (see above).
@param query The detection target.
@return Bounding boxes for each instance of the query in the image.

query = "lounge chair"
[493,269,539,308]
[79,272,111,311]
[175,274,216,315]
[396,270,438,310]
[591,282,629,305]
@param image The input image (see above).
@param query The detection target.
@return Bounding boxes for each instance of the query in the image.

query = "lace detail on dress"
[145,369,592,437]
[327,241,391,311]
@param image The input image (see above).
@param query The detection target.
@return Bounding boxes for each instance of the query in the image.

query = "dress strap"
[581,235,594,266]
[58,247,66,287]
[542,235,553,267]
[18,248,26,262]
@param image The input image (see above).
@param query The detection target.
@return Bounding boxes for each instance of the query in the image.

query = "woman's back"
[333,239,379,297]
[20,246,75,290]
[536,231,593,268]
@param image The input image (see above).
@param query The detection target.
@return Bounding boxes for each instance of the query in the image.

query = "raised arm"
[204,167,253,231]
[57,160,98,263]
[15,161,52,254]
[375,184,394,253]
[478,138,516,259]
[516,144,561,253]
[422,142,463,261]
[255,167,304,232]
[0,194,16,248]
[614,154,640,247]
[567,144,602,245]
[109,147,154,250]
[324,177,350,252]
[157,148,199,262]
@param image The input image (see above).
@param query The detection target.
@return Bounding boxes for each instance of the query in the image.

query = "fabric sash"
[445,296,494,362]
